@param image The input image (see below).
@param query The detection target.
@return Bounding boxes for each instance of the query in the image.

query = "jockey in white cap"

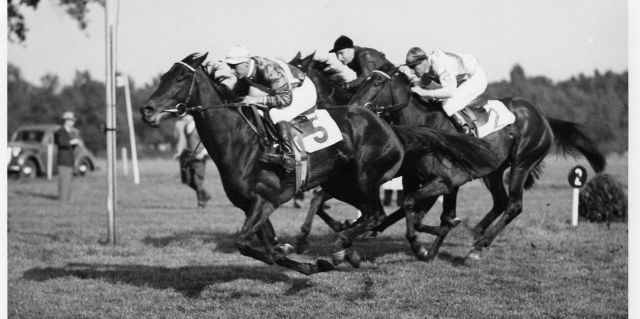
[223,45,317,172]
[399,47,488,135]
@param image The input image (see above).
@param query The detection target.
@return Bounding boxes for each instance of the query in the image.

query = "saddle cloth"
[289,109,344,191]
[462,99,516,138]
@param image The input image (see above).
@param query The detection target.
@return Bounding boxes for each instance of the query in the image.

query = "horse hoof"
[332,250,346,265]
[416,246,429,261]
[346,249,361,268]
[467,248,482,261]
[316,259,335,272]
[450,218,462,228]
[295,241,310,254]
[275,243,295,256]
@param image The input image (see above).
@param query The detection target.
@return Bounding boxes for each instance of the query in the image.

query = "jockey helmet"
[223,45,251,65]
[405,47,428,67]
[329,35,354,53]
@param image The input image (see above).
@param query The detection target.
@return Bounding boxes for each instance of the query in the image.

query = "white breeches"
[442,67,488,116]
[269,77,318,123]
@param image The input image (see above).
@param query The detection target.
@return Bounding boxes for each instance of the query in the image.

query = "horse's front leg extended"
[236,196,334,275]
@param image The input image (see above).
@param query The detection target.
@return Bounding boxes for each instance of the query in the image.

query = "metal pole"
[571,188,579,227]
[121,147,129,176]
[46,144,53,180]
[104,0,117,245]
[123,75,140,184]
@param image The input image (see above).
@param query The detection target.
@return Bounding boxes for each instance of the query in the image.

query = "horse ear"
[194,52,209,67]
[294,51,302,60]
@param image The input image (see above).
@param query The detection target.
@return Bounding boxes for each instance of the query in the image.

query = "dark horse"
[347,64,607,259]
[140,53,500,274]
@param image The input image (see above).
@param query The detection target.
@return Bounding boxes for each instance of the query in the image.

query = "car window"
[13,130,45,143]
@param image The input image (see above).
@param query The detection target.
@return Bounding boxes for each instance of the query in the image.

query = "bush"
[578,173,627,224]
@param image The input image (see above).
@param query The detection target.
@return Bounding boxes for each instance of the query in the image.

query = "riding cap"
[405,47,428,67]
[61,111,77,122]
[223,45,251,65]
[329,35,354,53]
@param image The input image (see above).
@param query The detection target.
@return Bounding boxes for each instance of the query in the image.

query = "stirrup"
[258,151,295,173]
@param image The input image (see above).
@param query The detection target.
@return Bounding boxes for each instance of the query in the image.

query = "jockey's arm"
[411,61,457,100]
[262,64,293,108]
[345,51,378,89]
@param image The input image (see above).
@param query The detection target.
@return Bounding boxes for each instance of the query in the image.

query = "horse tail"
[391,125,501,178]
[546,117,606,173]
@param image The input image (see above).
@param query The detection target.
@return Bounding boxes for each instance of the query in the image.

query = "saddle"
[459,96,490,136]
[457,97,517,138]
[243,105,339,192]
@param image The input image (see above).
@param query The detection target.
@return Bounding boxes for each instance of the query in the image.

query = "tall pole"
[104,0,117,245]
[123,75,140,184]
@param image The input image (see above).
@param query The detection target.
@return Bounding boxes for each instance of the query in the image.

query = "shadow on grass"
[23,263,291,298]
[13,190,58,200]
[142,230,471,267]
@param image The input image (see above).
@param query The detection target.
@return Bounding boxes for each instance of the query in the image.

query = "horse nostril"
[142,106,154,115]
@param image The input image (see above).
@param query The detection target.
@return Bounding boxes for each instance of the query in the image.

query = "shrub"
[578,173,627,224]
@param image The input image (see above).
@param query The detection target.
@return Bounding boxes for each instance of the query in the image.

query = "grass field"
[7,154,627,318]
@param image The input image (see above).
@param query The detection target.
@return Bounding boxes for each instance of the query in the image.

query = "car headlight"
[11,146,21,157]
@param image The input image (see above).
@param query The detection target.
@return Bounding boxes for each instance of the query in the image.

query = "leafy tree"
[7,0,103,43]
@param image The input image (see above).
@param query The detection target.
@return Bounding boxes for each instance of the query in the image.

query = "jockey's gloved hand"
[242,96,265,105]
[398,65,417,82]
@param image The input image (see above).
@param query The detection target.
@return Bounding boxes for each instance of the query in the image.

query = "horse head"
[289,51,316,73]
[141,52,209,127]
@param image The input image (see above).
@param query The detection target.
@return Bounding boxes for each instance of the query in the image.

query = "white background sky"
[7,0,629,87]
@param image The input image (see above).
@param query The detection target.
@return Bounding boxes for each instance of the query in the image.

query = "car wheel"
[76,157,92,176]
[21,159,38,179]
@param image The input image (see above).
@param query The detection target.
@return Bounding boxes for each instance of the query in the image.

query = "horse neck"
[402,97,450,129]
[192,71,258,169]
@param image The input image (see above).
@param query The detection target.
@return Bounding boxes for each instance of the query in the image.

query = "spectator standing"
[54,111,80,201]
[175,115,212,208]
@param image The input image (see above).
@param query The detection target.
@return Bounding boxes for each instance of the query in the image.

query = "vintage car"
[7,124,97,178]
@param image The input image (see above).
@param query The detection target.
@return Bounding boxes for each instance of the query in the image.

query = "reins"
[162,61,267,138]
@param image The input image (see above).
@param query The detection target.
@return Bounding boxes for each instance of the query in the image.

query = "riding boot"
[449,112,473,136]
[383,190,393,206]
[258,121,296,173]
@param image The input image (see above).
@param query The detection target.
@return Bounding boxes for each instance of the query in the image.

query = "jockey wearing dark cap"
[329,35,393,92]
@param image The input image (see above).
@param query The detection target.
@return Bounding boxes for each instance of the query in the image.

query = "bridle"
[162,61,246,116]
[361,69,407,124]
[161,61,266,138]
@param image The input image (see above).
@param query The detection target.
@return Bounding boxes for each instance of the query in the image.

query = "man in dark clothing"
[329,35,393,91]
[54,111,80,201]
[178,115,212,208]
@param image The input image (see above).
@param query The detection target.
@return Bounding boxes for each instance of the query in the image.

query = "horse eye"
[374,82,380,87]
[176,76,185,83]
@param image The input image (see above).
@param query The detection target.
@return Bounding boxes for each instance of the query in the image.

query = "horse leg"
[471,170,508,241]
[403,179,454,261]
[295,188,337,253]
[402,191,429,261]
[469,161,539,260]
[424,188,462,261]
[237,196,334,275]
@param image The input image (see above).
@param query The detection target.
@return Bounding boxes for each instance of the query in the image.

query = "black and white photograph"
[2,0,634,317]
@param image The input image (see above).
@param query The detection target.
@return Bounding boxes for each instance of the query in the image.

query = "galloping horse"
[348,64,607,259]
[140,53,500,274]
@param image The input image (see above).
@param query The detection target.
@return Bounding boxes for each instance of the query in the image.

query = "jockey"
[329,35,393,92]
[399,47,488,135]
[223,45,317,172]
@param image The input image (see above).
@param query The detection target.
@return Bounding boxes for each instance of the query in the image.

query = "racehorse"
[140,52,501,274]
[347,64,607,259]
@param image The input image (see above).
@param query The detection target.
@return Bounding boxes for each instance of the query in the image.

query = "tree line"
[6,63,628,156]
